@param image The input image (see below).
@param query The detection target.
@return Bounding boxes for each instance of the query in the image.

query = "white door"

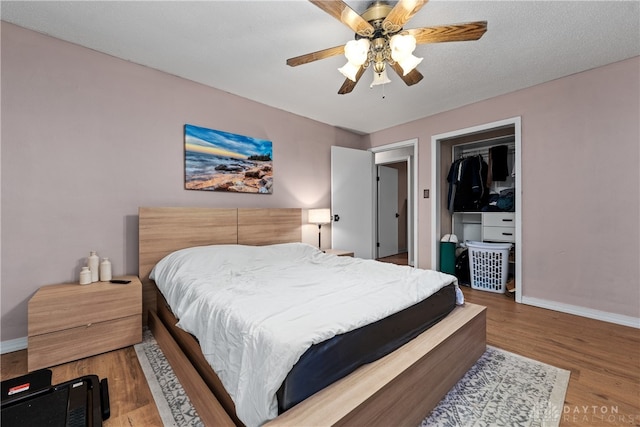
[377,165,399,258]
[331,146,374,259]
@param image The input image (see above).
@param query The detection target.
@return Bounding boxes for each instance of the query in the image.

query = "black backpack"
[455,249,471,286]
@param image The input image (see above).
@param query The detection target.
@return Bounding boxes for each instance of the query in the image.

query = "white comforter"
[150,243,460,427]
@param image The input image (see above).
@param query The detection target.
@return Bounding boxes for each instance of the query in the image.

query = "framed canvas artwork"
[184,124,273,194]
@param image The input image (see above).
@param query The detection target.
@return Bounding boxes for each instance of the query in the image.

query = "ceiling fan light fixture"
[289,1,487,95]
[370,68,391,88]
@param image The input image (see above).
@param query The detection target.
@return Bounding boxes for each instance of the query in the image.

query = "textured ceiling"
[2,1,639,134]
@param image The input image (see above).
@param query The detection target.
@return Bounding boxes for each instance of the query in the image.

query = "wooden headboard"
[138,207,302,321]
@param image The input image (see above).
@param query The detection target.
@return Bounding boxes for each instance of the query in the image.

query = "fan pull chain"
[371,79,388,99]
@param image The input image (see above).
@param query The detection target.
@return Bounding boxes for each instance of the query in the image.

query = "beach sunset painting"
[184,124,273,194]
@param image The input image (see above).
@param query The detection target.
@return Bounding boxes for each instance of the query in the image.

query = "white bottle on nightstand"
[100,258,112,282]
[79,267,92,285]
[88,251,99,283]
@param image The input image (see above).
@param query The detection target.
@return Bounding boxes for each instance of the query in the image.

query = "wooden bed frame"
[138,206,486,426]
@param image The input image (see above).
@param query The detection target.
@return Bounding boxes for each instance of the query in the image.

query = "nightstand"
[28,275,142,371]
[324,249,354,257]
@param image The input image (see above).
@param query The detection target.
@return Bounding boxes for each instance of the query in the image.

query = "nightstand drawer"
[482,226,515,242]
[28,277,142,335]
[28,314,142,371]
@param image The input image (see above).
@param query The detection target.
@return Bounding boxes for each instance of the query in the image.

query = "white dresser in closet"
[482,212,515,243]
[451,211,515,243]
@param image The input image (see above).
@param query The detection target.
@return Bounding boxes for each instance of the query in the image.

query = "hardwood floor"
[462,287,640,426]
[2,288,638,426]
[376,251,409,265]
[1,346,163,426]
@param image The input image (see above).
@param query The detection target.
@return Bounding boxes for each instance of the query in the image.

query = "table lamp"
[308,208,331,249]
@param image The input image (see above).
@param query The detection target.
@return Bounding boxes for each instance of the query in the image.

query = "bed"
[138,207,486,426]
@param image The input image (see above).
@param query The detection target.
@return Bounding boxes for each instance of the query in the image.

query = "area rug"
[134,329,203,426]
[420,346,570,427]
[134,329,570,427]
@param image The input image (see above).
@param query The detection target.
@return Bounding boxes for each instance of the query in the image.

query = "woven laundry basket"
[466,241,512,293]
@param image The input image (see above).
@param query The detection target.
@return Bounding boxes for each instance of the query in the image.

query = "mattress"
[276,282,456,413]
[150,242,461,426]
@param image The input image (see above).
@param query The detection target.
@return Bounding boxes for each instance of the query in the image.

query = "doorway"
[431,118,522,302]
[372,139,418,267]
[377,163,407,260]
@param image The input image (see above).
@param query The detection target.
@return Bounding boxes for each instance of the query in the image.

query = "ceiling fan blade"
[407,21,488,44]
[287,45,345,67]
[382,0,428,33]
[309,0,374,37]
[389,62,424,86]
[338,66,366,95]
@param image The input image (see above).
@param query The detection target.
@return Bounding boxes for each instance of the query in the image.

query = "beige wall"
[366,56,640,321]
[0,23,365,342]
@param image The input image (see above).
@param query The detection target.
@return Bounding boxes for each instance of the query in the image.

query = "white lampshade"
[339,39,370,82]
[370,68,391,87]
[308,208,331,224]
[389,34,423,75]
[397,54,423,76]
[389,34,415,60]
[343,39,370,65]
[338,61,361,82]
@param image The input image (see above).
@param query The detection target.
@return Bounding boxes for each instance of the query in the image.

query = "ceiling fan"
[287,0,487,94]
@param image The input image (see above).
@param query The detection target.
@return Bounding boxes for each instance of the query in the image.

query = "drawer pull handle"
[502,232,513,236]
[502,219,513,222]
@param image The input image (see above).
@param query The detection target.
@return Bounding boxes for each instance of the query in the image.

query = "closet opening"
[431,117,522,303]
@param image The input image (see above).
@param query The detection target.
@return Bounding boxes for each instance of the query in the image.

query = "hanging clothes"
[447,158,463,213]
[489,145,509,181]
[447,155,489,213]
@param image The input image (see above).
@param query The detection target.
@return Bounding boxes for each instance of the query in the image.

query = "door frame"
[430,117,522,302]
[371,138,418,266]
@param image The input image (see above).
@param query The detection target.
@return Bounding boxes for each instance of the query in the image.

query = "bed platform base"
[150,294,486,427]
[139,207,487,426]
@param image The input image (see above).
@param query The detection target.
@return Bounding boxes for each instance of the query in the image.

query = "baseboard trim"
[522,296,640,329]
[1,337,27,354]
